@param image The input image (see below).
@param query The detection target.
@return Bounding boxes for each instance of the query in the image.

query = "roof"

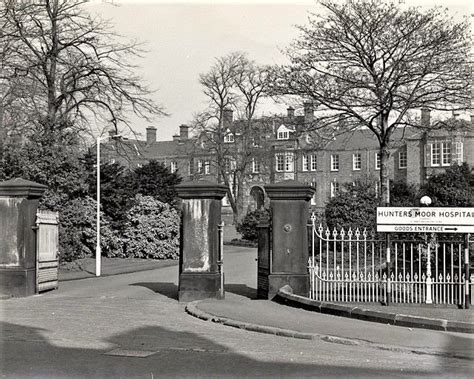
[324,127,419,151]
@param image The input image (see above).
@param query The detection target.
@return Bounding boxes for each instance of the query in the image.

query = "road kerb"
[185,301,314,340]
[276,287,474,334]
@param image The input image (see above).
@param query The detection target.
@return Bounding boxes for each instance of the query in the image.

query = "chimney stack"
[287,106,295,118]
[179,124,189,140]
[223,108,233,127]
[108,129,116,139]
[146,126,157,144]
[421,108,431,127]
[303,102,314,124]
[172,134,180,142]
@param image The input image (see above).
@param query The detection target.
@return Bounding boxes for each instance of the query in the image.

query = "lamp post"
[420,195,433,304]
[96,134,121,277]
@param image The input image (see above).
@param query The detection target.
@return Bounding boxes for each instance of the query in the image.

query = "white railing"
[308,216,469,306]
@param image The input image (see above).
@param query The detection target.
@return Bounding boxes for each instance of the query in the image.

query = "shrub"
[236,208,271,241]
[121,195,180,259]
[58,197,121,262]
[422,163,473,206]
[325,178,380,232]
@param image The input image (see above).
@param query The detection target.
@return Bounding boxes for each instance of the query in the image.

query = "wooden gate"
[36,210,59,292]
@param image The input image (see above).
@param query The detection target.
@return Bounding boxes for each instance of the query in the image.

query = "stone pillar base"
[179,272,223,302]
[0,268,36,297]
[268,273,309,299]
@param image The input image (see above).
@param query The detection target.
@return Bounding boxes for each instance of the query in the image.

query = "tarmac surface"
[60,246,473,329]
[1,245,472,378]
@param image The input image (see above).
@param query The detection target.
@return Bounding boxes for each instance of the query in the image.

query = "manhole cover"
[104,349,157,358]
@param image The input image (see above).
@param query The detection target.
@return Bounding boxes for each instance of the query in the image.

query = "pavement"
[59,257,178,281]
[59,248,473,336]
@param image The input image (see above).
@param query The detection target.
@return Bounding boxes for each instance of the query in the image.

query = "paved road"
[0,246,472,378]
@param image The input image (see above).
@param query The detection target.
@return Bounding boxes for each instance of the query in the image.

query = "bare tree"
[193,52,271,222]
[272,0,471,205]
[0,0,165,144]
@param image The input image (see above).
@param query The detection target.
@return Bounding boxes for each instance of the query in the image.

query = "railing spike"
[318,224,324,234]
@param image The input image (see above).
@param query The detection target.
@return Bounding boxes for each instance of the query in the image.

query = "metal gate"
[36,210,59,292]
[308,214,471,306]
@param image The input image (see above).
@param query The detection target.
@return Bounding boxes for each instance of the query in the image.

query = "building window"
[431,143,441,166]
[275,152,294,172]
[398,149,407,169]
[252,158,260,173]
[224,158,235,173]
[352,153,361,171]
[277,130,289,140]
[197,160,204,174]
[310,182,317,205]
[430,142,452,167]
[375,153,381,170]
[170,161,178,173]
[276,154,285,172]
[454,142,463,164]
[310,154,317,171]
[188,160,194,175]
[224,132,234,143]
[330,154,339,171]
[302,155,309,172]
[204,161,210,175]
[330,182,340,198]
[442,142,451,166]
[375,181,379,198]
[285,152,294,172]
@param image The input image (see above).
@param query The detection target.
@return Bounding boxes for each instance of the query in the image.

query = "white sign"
[376,207,474,234]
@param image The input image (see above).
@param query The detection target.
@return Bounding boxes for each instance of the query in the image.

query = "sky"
[86,0,471,142]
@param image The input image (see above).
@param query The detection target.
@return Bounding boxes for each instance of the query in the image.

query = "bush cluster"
[236,208,271,241]
[1,140,182,263]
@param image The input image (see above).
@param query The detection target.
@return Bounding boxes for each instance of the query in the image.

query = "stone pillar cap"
[0,178,48,198]
[175,180,228,200]
[265,180,315,201]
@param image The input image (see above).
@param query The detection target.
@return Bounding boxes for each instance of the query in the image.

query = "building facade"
[101,105,474,216]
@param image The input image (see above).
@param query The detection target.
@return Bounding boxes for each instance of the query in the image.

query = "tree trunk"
[380,143,391,206]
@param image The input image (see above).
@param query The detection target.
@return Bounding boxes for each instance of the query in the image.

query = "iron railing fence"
[308,214,471,306]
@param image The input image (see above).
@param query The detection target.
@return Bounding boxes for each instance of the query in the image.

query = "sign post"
[377,207,473,308]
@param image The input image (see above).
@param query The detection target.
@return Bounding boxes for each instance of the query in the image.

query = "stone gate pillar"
[176,180,228,302]
[0,178,47,297]
[265,180,315,298]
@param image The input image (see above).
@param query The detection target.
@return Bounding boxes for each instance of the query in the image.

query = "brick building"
[100,105,473,216]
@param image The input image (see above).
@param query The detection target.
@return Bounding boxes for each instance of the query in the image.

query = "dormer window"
[276,124,291,140]
[224,129,234,143]
[278,130,289,140]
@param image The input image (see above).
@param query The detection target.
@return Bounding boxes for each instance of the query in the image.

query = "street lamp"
[96,134,121,277]
[420,195,432,206]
